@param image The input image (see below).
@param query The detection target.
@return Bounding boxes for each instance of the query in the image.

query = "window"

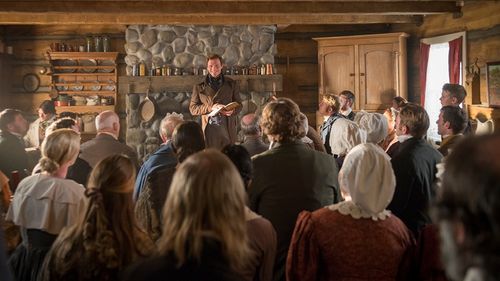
[425,43,450,141]
[421,32,466,142]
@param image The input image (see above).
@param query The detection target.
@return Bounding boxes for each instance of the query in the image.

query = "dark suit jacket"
[66,157,92,186]
[388,137,443,236]
[67,134,138,187]
[79,133,138,168]
[249,141,340,281]
[0,131,29,186]
[190,76,242,145]
[241,136,268,157]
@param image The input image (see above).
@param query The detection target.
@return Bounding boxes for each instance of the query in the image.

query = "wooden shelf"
[54,83,114,86]
[56,91,115,95]
[119,74,283,94]
[55,105,114,114]
[48,51,118,117]
[52,72,115,76]
[46,52,119,61]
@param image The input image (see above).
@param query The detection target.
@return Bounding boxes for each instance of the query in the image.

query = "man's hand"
[211,103,225,111]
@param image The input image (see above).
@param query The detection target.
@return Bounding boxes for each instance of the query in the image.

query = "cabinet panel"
[315,32,408,124]
[321,45,355,96]
[359,43,398,110]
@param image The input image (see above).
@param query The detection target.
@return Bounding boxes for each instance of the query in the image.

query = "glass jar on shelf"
[102,35,110,52]
[94,36,102,52]
[85,36,92,52]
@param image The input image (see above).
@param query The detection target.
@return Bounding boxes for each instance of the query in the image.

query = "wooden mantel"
[119,75,283,95]
[0,1,462,25]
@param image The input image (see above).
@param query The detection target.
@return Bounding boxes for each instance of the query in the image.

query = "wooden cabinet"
[314,33,408,127]
[46,52,118,114]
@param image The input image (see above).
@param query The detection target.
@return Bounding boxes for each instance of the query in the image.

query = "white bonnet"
[329,118,366,156]
[338,143,396,215]
[357,112,388,144]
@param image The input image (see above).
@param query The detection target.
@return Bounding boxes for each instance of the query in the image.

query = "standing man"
[437,106,467,157]
[318,94,344,155]
[250,98,340,281]
[439,83,472,135]
[388,103,442,236]
[25,100,57,149]
[439,83,466,107]
[0,109,30,188]
[339,90,356,121]
[190,54,242,149]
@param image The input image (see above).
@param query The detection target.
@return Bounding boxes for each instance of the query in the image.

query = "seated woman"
[287,143,415,281]
[32,118,80,175]
[39,154,154,281]
[222,144,277,281]
[6,129,85,281]
[125,149,251,281]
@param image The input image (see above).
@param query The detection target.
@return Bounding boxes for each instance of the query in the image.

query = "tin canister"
[266,64,273,75]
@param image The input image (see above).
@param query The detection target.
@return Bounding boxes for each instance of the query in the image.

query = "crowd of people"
[0,57,499,281]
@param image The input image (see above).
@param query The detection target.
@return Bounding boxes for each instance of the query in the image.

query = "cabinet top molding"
[313,32,409,42]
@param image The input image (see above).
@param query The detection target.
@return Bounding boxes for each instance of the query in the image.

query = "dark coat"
[65,157,92,186]
[79,133,138,168]
[249,141,340,281]
[133,142,177,201]
[241,136,268,157]
[388,137,443,236]
[0,131,29,187]
[189,76,242,145]
[123,239,245,281]
[67,134,138,187]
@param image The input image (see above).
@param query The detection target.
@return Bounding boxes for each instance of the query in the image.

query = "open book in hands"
[208,102,241,117]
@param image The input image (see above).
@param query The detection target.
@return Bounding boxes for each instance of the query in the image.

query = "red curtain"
[419,43,431,105]
[448,37,462,84]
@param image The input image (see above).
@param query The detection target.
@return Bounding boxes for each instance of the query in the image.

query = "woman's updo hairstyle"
[39,129,80,174]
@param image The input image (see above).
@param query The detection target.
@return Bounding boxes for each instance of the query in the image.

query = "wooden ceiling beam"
[0,1,458,25]
[0,13,424,25]
[0,1,461,15]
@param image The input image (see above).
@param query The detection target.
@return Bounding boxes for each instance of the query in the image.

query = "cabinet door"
[359,43,399,111]
[320,45,355,97]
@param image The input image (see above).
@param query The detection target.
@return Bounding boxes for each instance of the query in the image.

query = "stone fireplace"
[121,25,281,162]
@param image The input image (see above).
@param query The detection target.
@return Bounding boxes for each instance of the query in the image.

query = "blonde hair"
[40,155,153,280]
[157,149,250,270]
[321,94,341,112]
[39,129,80,174]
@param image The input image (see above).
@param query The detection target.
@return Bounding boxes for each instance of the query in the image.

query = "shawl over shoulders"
[6,174,86,235]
